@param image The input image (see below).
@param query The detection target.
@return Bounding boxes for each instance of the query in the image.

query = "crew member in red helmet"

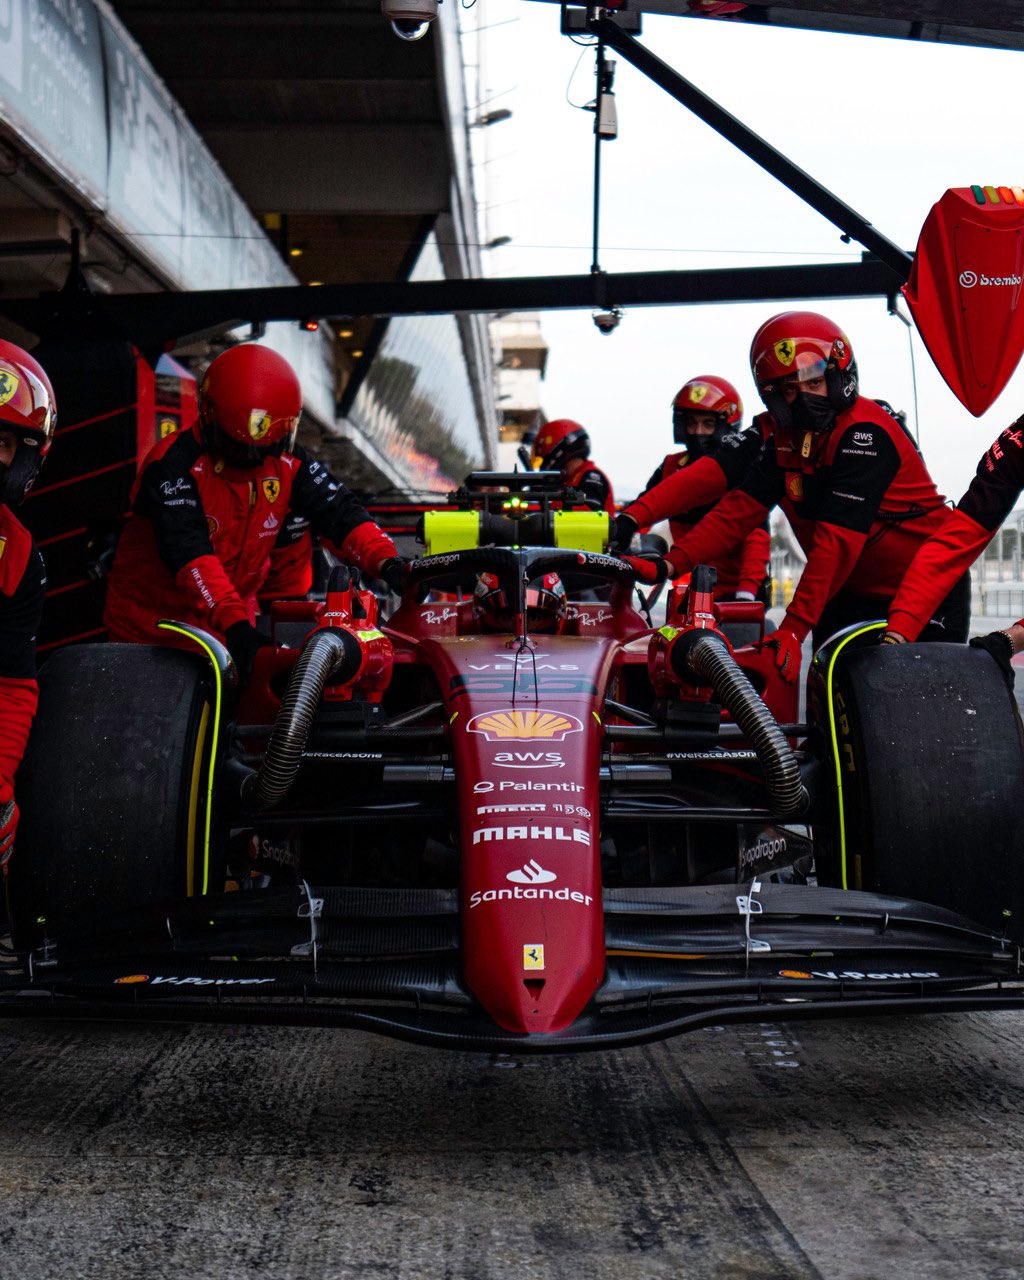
[104,344,402,683]
[620,376,770,601]
[0,342,56,868]
[623,312,966,678]
[530,419,615,514]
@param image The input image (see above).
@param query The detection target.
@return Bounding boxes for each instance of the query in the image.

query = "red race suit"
[104,427,396,644]
[564,456,615,515]
[666,399,951,641]
[623,427,763,531]
[889,419,1024,640]
[0,504,44,853]
[635,443,769,597]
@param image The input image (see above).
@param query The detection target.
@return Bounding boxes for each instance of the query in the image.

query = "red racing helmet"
[530,419,590,472]
[200,345,302,468]
[473,571,567,634]
[0,340,56,507]
[671,375,742,449]
[750,311,858,425]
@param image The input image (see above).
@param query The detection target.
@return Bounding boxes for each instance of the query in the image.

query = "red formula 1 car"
[3,472,1024,1051]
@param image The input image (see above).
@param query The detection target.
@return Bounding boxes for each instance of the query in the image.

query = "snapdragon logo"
[959,269,1022,288]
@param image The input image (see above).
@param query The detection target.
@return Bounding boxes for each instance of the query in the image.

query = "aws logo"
[467,709,583,742]
[773,339,796,367]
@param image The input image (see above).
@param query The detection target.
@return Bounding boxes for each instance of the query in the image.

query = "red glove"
[621,555,672,585]
[0,798,19,869]
[762,627,803,684]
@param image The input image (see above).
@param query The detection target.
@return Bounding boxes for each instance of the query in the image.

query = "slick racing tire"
[820,639,1024,937]
[8,644,224,948]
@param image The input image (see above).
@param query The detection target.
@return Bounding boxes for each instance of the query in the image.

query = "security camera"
[592,307,623,335]
[382,0,439,40]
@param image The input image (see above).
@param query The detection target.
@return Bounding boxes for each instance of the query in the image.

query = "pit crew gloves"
[609,512,639,553]
[762,627,802,684]
[621,554,673,585]
[175,553,251,635]
[377,557,407,594]
[969,630,1016,689]
[224,620,270,688]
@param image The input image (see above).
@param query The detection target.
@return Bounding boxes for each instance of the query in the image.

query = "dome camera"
[592,307,623,335]
[382,0,439,40]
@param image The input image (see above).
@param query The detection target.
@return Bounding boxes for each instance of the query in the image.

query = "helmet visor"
[759,356,828,396]
[0,360,55,438]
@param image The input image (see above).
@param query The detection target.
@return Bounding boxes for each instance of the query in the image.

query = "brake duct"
[240,628,364,812]
[669,628,809,820]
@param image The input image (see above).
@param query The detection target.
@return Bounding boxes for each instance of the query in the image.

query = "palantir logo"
[959,270,978,288]
[507,860,557,885]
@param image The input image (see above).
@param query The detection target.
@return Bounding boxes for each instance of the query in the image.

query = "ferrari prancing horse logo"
[262,478,281,503]
[523,945,545,971]
[0,369,20,406]
[248,410,272,441]
[774,339,796,367]
[687,383,709,404]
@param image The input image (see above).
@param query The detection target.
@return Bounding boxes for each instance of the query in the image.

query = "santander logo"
[506,860,557,885]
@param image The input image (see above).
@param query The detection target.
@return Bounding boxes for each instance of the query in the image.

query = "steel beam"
[588,15,913,279]
[2,259,904,347]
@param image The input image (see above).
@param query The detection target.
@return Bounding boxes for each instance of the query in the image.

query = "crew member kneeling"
[104,345,402,684]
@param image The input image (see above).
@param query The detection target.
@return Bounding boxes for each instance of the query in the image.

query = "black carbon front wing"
[0,883,1021,1053]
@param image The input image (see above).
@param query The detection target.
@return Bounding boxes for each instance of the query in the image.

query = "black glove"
[969,630,1015,689]
[609,512,639,554]
[378,557,407,594]
[224,621,269,688]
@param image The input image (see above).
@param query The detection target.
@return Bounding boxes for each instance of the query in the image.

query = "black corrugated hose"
[241,628,363,812]
[678,631,809,819]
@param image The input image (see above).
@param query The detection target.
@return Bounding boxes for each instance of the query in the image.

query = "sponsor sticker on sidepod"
[779,969,940,981]
[114,974,276,986]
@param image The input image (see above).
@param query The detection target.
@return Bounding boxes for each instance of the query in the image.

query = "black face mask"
[684,432,715,459]
[0,442,42,507]
[790,392,836,434]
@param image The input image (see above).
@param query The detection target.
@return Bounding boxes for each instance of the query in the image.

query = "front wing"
[1,883,1021,1052]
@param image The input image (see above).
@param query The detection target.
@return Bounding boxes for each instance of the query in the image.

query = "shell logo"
[115,974,150,985]
[467,709,584,741]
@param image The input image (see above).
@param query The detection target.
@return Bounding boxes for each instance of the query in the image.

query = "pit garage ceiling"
[107,0,458,292]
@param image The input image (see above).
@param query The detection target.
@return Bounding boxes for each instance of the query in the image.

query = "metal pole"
[588,14,913,280]
[591,41,603,274]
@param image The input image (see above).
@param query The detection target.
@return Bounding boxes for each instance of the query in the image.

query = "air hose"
[241,628,363,812]
[672,630,809,819]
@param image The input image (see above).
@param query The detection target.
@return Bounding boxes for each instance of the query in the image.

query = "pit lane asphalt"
[0,1011,1022,1280]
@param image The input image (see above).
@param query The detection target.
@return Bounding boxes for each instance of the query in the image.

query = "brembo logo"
[506,860,557,884]
[467,709,583,741]
[959,269,1022,288]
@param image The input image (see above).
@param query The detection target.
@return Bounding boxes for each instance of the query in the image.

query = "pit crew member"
[0,342,56,867]
[883,419,1024,684]
[104,344,402,683]
[624,311,966,677]
[530,418,615,514]
[623,375,770,601]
